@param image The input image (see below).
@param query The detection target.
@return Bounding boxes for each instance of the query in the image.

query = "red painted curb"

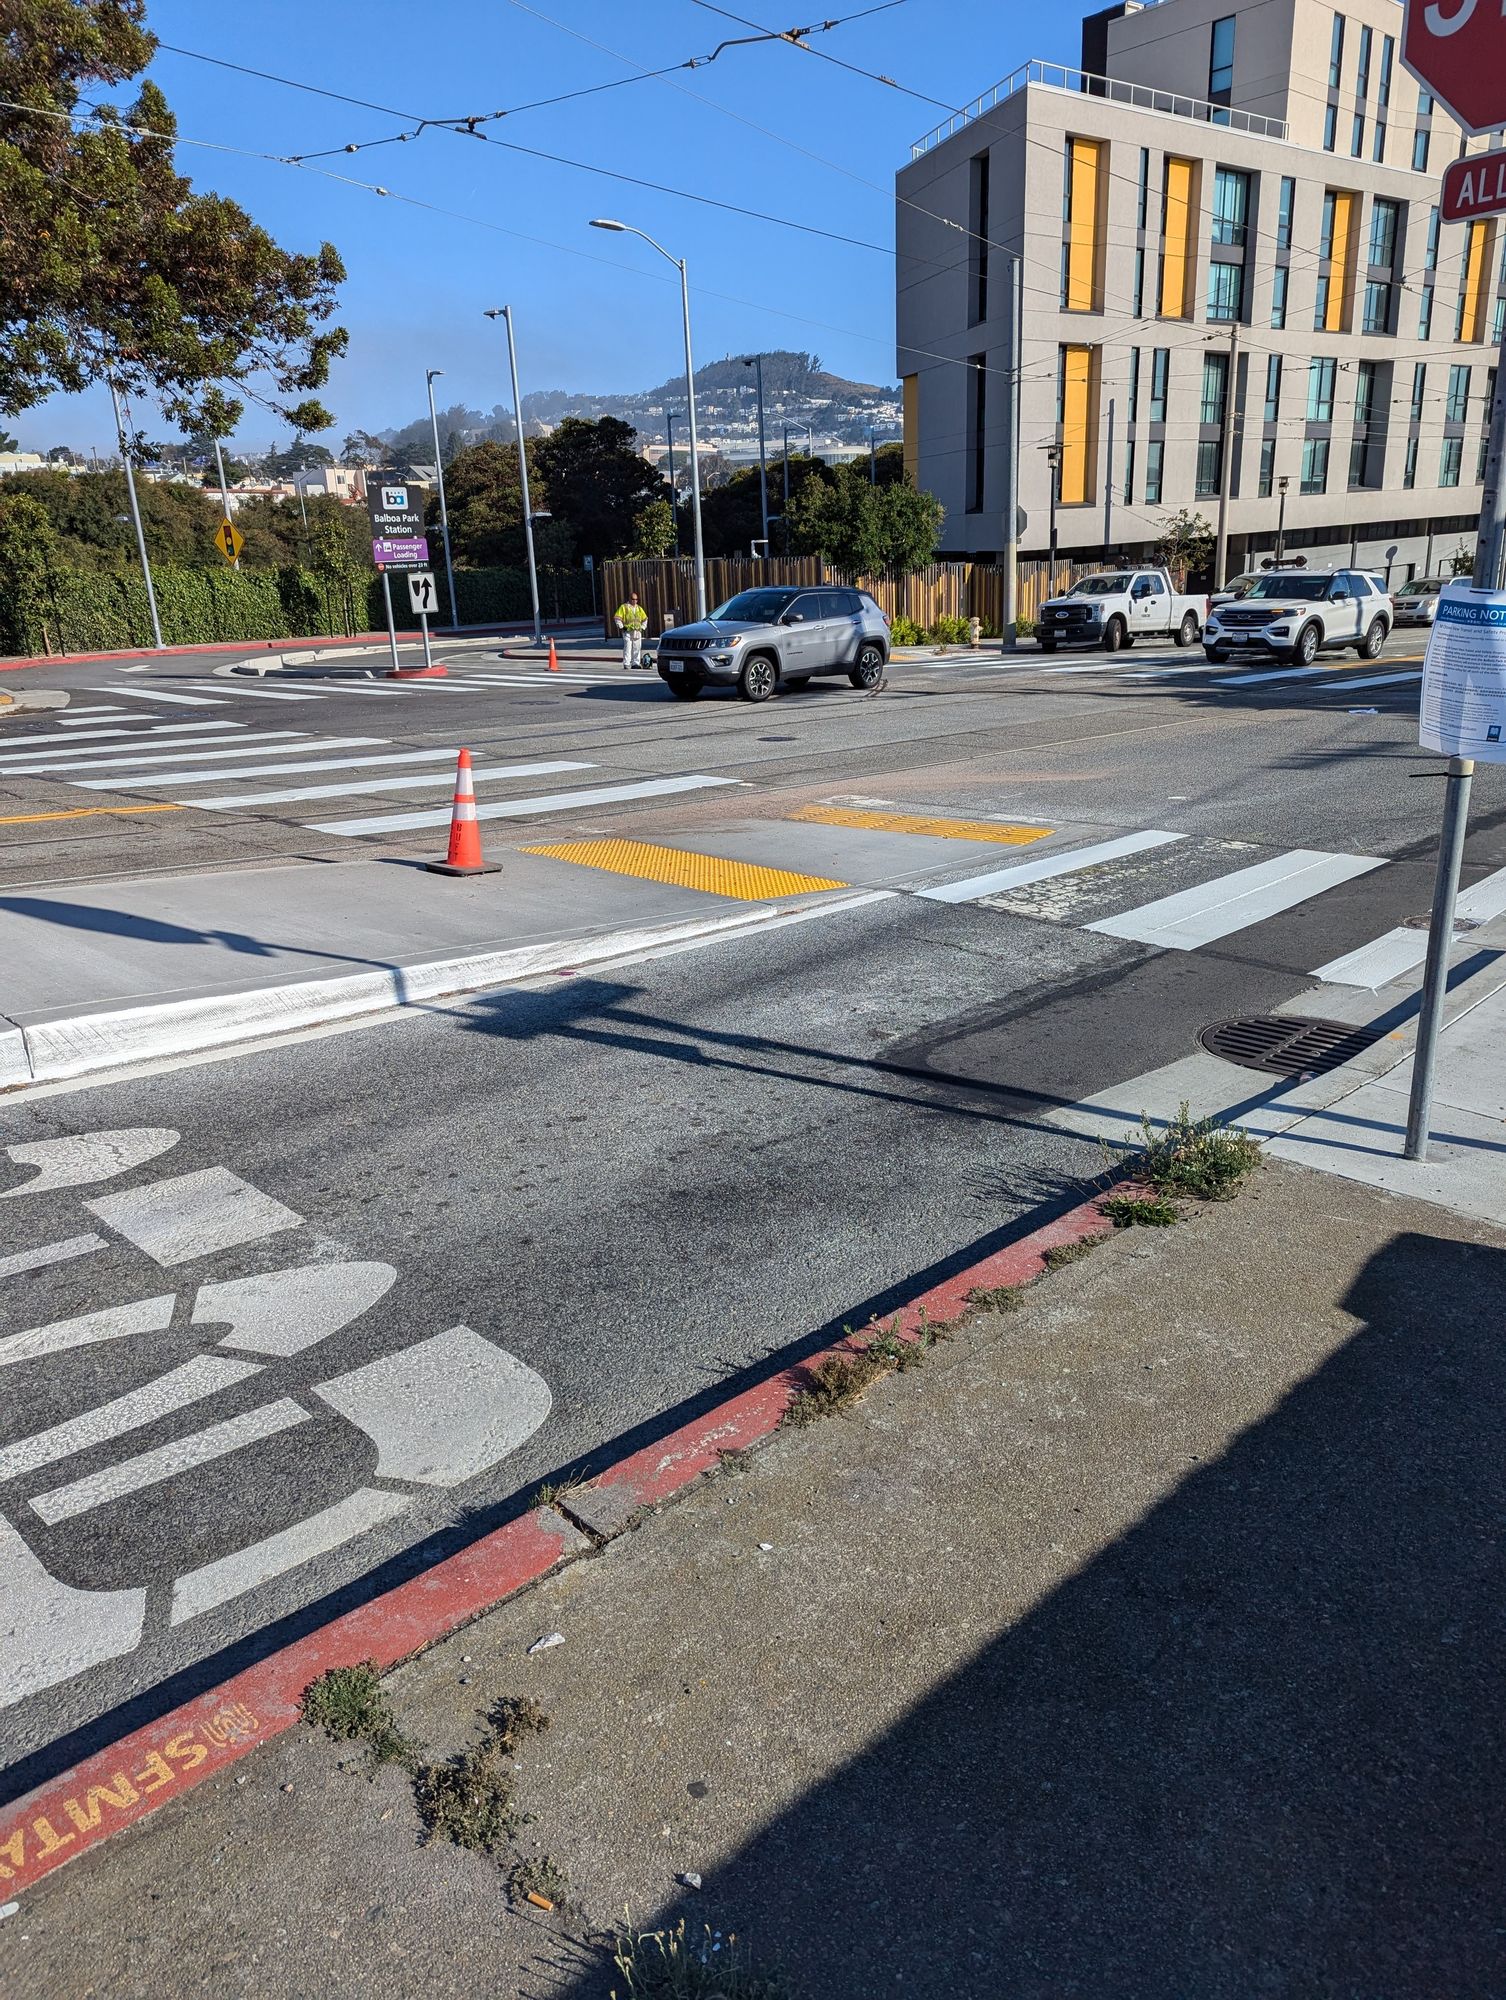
[0,624,554,673]
[0,1187,1116,1899]
[387,664,448,680]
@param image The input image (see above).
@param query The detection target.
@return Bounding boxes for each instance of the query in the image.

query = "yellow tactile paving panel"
[788,805,1053,845]
[520,838,849,902]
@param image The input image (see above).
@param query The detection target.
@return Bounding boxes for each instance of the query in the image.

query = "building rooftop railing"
[909,59,1289,159]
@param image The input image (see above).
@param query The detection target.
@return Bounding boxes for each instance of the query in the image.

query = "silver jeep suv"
[655,586,890,702]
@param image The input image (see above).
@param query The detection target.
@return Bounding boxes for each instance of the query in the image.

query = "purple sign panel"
[372,535,429,569]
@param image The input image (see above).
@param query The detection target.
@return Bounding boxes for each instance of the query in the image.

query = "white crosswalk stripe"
[1313,863,1506,987]
[918,831,1183,905]
[91,685,224,707]
[197,759,596,808]
[73,743,439,790]
[205,682,330,703]
[0,720,243,753]
[1317,670,1423,691]
[1216,664,1335,687]
[309,772,743,837]
[1086,849,1385,950]
[0,733,318,776]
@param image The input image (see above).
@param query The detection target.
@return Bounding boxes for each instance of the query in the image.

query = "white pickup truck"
[1036,568,1207,654]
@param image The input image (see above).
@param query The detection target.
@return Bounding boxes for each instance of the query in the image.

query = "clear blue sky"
[14,0,1072,455]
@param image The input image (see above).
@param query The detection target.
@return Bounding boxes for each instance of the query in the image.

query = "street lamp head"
[427,368,444,382]
[589,218,626,232]
[483,308,504,320]
[1278,474,1290,493]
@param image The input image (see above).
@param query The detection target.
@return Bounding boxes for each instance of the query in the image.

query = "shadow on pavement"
[556,1227,1505,2000]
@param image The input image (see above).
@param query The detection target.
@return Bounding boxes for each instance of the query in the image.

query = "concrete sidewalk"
[5,1157,1500,1999]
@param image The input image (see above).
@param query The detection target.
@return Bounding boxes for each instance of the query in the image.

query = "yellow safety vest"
[616,602,648,631]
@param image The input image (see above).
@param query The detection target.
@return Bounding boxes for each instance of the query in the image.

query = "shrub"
[889,613,924,645]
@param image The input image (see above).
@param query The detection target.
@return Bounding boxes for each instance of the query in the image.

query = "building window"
[1308,357,1336,423]
[1314,274,1331,330]
[1447,364,1471,424]
[1159,157,1196,319]
[1058,344,1097,505]
[1276,178,1295,251]
[1419,286,1434,340]
[1271,265,1289,329]
[1145,438,1164,504]
[1062,137,1106,313]
[1258,436,1276,496]
[1302,436,1330,493]
[1128,347,1141,423]
[1264,354,1283,423]
[1351,112,1365,158]
[966,354,986,513]
[1369,197,1400,270]
[1149,348,1170,423]
[1329,13,1345,89]
[1403,434,1419,488]
[1196,439,1222,498]
[1356,23,1372,95]
[1211,167,1249,247]
[1209,16,1235,103]
[1378,34,1394,105]
[1208,261,1244,323]
[1413,126,1430,173]
[1123,438,1136,505]
[1372,120,1387,163]
[1411,362,1427,422]
[1363,282,1393,334]
[1201,352,1230,428]
[1133,246,1146,318]
[1494,296,1506,344]
[1137,148,1150,232]
[968,152,990,327]
[1349,360,1379,488]
[1324,103,1338,152]
[1440,435,1463,487]
[1425,205,1440,272]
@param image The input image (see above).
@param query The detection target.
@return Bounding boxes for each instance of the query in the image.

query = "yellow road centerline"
[520,838,847,902]
[0,804,185,825]
[788,805,1053,845]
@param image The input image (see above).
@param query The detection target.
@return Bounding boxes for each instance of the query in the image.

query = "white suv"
[1203,569,1393,666]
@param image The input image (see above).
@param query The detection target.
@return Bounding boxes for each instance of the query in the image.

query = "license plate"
[664,660,683,673]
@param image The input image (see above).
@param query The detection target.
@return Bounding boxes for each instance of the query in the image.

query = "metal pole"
[1404,756,1474,1161]
[1002,252,1022,652]
[752,356,769,555]
[680,258,708,621]
[213,439,238,568]
[665,409,680,555]
[381,569,401,674]
[109,380,164,651]
[782,422,791,555]
[1276,479,1288,565]
[1104,396,1115,556]
[1402,316,1506,1161]
[427,369,460,631]
[502,307,543,646]
[1214,322,1238,592]
[419,607,433,672]
[868,429,877,485]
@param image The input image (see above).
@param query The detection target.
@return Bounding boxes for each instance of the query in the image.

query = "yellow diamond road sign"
[214,519,243,564]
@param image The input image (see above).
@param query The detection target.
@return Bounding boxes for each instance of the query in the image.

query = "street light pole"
[108,379,164,651]
[484,307,542,645]
[1275,474,1290,565]
[590,219,706,619]
[664,408,680,555]
[741,355,770,557]
[426,367,461,631]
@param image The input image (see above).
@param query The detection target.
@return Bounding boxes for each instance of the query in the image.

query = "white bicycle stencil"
[0,1129,551,1710]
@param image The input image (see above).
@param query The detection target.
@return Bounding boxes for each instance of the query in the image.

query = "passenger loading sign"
[1420,581,1506,760]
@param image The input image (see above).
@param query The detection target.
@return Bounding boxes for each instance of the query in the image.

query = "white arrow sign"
[406,571,437,616]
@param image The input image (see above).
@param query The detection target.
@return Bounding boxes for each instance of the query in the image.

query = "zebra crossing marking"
[309,772,743,837]
[1087,849,1385,951]
[917,830,1183,905]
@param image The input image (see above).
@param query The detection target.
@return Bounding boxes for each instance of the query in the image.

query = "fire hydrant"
[969,616,982,648]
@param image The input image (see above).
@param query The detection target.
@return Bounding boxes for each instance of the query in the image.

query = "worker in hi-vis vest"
[615,590,649,669]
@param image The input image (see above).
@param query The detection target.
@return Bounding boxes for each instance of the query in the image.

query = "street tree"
[788,462,942,576]
[263,442,335,480]
[0,428,18,453]
[0,0,347,435]
[631,498,676,559]
[0,491,62,654]
[1154,509,1215,587]
[438,440,539,569]
[341,431,389,468]
[531,417,666,562]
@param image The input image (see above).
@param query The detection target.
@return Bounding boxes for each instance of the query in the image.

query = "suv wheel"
[848,643,885,689]
[1292,622,1320,666]
[1205,646,1229,664]
[1357,617,1387,660]
[738,654,777,703]
[667,678,702,701]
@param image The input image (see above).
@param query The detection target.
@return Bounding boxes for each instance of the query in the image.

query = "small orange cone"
[426,749,500,877]
[547,636,560,672]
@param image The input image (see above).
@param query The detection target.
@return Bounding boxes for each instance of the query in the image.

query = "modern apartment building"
[895,0,1506,582]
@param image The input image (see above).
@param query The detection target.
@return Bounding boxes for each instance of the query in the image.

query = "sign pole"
[1402,316,1506,1161]
[381,569,401,676]
[213,440,239,569]
[419,606,433,673]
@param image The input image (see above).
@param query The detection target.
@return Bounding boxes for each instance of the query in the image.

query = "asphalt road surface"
[2,620,1501,1796]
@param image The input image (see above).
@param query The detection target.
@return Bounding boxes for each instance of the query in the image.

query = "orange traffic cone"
[426,749,500,877]
[547,636,560,672]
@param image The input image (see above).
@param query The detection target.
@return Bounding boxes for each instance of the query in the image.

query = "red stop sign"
[1402,0,1506,137]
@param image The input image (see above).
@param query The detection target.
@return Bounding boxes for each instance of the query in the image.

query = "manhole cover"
[1198,1015,1383,1079]
[1401,912,1481,933]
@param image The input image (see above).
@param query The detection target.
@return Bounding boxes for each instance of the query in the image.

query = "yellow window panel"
[1160,157,1194,319]
[1460,221,1490,343]
[1066,138,1104,313]
[1326,192,1355,333]
[1060,345,1094,507]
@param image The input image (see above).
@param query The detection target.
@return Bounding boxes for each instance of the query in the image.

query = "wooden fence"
[600,557,1096,639]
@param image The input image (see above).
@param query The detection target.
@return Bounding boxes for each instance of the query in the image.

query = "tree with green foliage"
[630,498,676,559]
[787,461,943,576]
[531,417,666,562]
[0,429,18,453]
[438,440,538,569]
[0,491,62,653]
[1153,509,1215,587]
[341,431,389,468]
[0,0,346,436]
[699,456,834,557]
[263,442,335,480]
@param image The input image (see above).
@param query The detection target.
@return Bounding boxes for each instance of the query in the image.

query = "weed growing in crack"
[1041,1236,1105,1271]
[413,1696,550,1858]
[1103,1193,1181,1228]
[782,1349,891,1426]
[611,1918,786,1999]
[966,1283,1024,1314]
[1120,1104,1264,1202]
[509,1852,571,1911]
[300,1662,419,1771]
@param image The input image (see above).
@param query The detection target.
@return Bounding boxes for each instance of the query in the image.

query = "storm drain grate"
[1198,1014,1384,1079]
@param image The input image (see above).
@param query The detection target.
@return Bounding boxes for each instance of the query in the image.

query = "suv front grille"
[1221,608,1272,627]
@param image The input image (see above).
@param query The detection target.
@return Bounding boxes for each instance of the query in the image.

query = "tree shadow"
[554,1227,1506,1998]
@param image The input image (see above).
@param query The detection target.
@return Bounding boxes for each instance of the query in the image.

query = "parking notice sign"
[1420,581,1506,759]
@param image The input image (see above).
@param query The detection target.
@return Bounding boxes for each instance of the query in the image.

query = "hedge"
[0,561,598,658]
